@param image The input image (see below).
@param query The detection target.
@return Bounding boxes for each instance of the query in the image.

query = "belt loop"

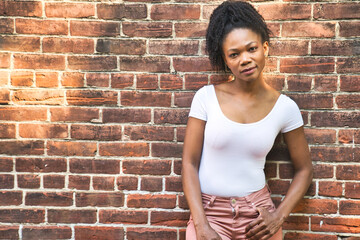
[209,195,216,207]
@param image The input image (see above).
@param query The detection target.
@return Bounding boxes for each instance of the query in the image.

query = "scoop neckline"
[210,84,283,126]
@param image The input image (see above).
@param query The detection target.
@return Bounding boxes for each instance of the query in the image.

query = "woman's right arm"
[182,117,221,240]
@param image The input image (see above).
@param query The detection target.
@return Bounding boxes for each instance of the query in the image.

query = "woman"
[182,1,313,240]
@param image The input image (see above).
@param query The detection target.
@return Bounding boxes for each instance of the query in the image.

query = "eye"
[229,53,238,58]
[249,47,258,52]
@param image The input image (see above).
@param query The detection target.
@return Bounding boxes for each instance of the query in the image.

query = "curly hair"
[206,0,271,71]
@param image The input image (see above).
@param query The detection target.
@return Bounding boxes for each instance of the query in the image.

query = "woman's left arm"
[246,126,313,240]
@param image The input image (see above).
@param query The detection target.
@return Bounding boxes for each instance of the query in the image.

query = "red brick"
[319,181,343,197]
[87,73,110,87]
[117,176,138,191]
[339,21,360,37]
[151,4,200,20]
[100,210,148,224]
[97,39,146,55]
[16,19,68,35]
[314,3,359,20]
[258,4,311,20]
[0,123,15,138]
[154,109,189,124]
[312,40,359,56]
[151,211,189,226]
[337,165,360,180]
[48,209,96,223]
[76,192,124,207]
[264,162,277,178]
[269,40,308,56]
[0,209,44,223]
[75,226,124,240]
[280,58,334,73]
[70,159,119,174]
[43,38,94,54]
[0,226,19,239]
[18,174,40,189]
[0,1,42,17]
[12,89,64,105]
[293,199,337,214]
[283,216,309,231]
[174,92,194,108]
[97,4,147,20]
[0,72,8,86]
[111,73,134,89]
[120,56,170,72]
[0,191,22,206]
[279,163,294,179]
[71,124,122,141]
[50,107,99,122]
[175,22,207,38]
[0,158,12,172]
[311,146,358,162]
[25,192,72,206]
[0,141,44,155]
[311,112,360,128]
[345,182,360,199]
[0,88,9,104]
[16,158,66,173]
[0,53,10,68]
[47,141,97,156]
[121,91,171,107]
[19,123,67,139]
[268,180,290,195]
[45,2,95,18]
[136,74,158,90]
[68,56,117,71]
[103,108,151,123]
[314,75,337,92]
[340,75,360,92]
[61,72,84,88]
[284,232,337,240]
[160,74,183,90]
[93,176,115,190]
[185,74,208,90]
[43,175,65,189]
[141,177,162,192]
[70,21,119,37]
[127,228,177,240]
[287,75,312,92]
[0,18,14,33]
[165,177,182,192]
[337,57,360,73]
[313,164,334,179]
[36,72,59,88]
[178,194,189,209]
[127,194,176,209]
[14,54,65,70]
[69,175,90,190]
[66,90,117,106]
[339,129,360,144]
[124,126,173,141]
[0,36,40,52]
[99,142,149,157]
[152,143,183,158]
[336,94,360,109]
[311,216,360,233]
[282,22,335,38]
[340,200,360,215]
[174,160,182,175]
[304,128,336,144]
[123,22,172,38]
[22,226,71,240]
[174,57,212,72]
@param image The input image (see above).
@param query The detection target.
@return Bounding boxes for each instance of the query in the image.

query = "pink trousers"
[186,185,283,240]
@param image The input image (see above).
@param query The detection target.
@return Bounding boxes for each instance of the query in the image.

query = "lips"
[241,67,256,74]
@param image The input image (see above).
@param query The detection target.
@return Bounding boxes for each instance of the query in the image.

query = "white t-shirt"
[189,84,303,197]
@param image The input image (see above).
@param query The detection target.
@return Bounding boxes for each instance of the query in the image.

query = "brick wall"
[0,0,359,239]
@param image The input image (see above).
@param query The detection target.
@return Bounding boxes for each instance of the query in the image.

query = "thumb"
[256,207,266,215]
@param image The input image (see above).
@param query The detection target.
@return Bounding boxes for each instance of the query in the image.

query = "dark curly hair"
[206,0,271,71]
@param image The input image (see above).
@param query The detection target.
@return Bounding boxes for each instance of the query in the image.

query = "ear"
[263,41,269,57]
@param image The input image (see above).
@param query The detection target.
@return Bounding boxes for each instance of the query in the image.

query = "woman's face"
[222,28,269,83]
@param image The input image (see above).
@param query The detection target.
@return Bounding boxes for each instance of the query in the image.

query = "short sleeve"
[281,96,304,133]
[188,86,208,121]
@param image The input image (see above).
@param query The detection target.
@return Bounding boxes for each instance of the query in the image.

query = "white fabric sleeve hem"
[281,122,303,133]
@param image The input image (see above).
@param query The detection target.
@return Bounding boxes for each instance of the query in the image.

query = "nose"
[239,52,251,66]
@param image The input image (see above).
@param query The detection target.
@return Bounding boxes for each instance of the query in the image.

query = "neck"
[231,74,267,96]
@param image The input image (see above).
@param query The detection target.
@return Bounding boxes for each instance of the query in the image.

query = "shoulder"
[279,94,301,110]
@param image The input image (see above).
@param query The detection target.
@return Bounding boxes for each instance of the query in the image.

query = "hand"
[245,207,283,240]
[196,223,222,240]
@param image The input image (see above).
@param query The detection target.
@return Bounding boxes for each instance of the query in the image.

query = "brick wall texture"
[0,0,359,239]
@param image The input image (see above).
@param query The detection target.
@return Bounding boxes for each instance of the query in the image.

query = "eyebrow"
[226,41,257,53]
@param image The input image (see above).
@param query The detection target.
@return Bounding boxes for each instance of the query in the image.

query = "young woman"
[182,1,313,240]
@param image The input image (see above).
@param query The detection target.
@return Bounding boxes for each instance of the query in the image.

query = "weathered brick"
[70,159,119,174]
[100,210,148,224]
[124,126,173,141]
[258,4,311,20]
[337,165,360,180]
[111,73,134,89]
[45,2,95,18]
[120,56,170,73]
[99,142,149,157]
[10,71,32,86]
[68,56,117,71]
[319,181,343,197]
[127,228,177,240]
[87,73,110,87]
[185,74,209,90]
[69,175,90,190]
[313,164,333,179]
[287,75,312,92]
[36,72,59,88]
[175,22,207,38]
[121,91,171,107]
[165,176,182,191]
[340,200,360,215]
[97,39,146,55]
[283,216,309,231]
[284,232,337,240]
[154,109,189,124]
[97,4,147,20]
[123,22,172,38]
[50,107,99,122]
[149,40,199,55]
[136,74,158,90]
[152,143,183,158]
[174,57,212,72]
[160,74,183,90]
[314,3,359,20]
[0,191,22,206]
[0,18,14,33]
[314,75,337,92]
[47,141,97,156]
[0,209,44,223]
[0,158,13,172]
[70,21,119,37]
[311,112,360,128]
[311,146,358,162]
[22,226,71,240]
[339,129,360,144]
[174,160,182,175]
[0,53,10,68]
[345,182,360,199]
[75,227,124,240]
[151,4,200,20]
[48,209,96,223]
[337,57,360,74]
[76,192,124,207]
[61,72,84,88]
[0,123,15,139]
[0,36,40,52]
[18,174,40,189]
[269,40,308,56]
[293,199,337,214]
[304,128,336,144]
[43,175,65,189]
[312,40,360,56]
[93,176,115,190]
[339,21,360,37]
[43,38,94,54]
[16,19,68,35]
[141,177,162,192]
[117,176,138,191]
[14,54,65,70]
[25,192,72,206]
[103,108,151,123]
[268,180,290,195]
[340,75,360,92]
[16,158,66,173]
[311,216,360,233]
[0,1,42,17]
[0,141,44,155]
[280,58,334,73]
[19,124,67,139]
[282,22,335,38]
[127,194,176,209]
[71,124,121,141]
[174,92,195,108]
[0,226,19,239]
[66,90,117,106]
[336,94,360,109]
[178,194,189,209]
[151,211,189,226]
[12,89,65,105]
